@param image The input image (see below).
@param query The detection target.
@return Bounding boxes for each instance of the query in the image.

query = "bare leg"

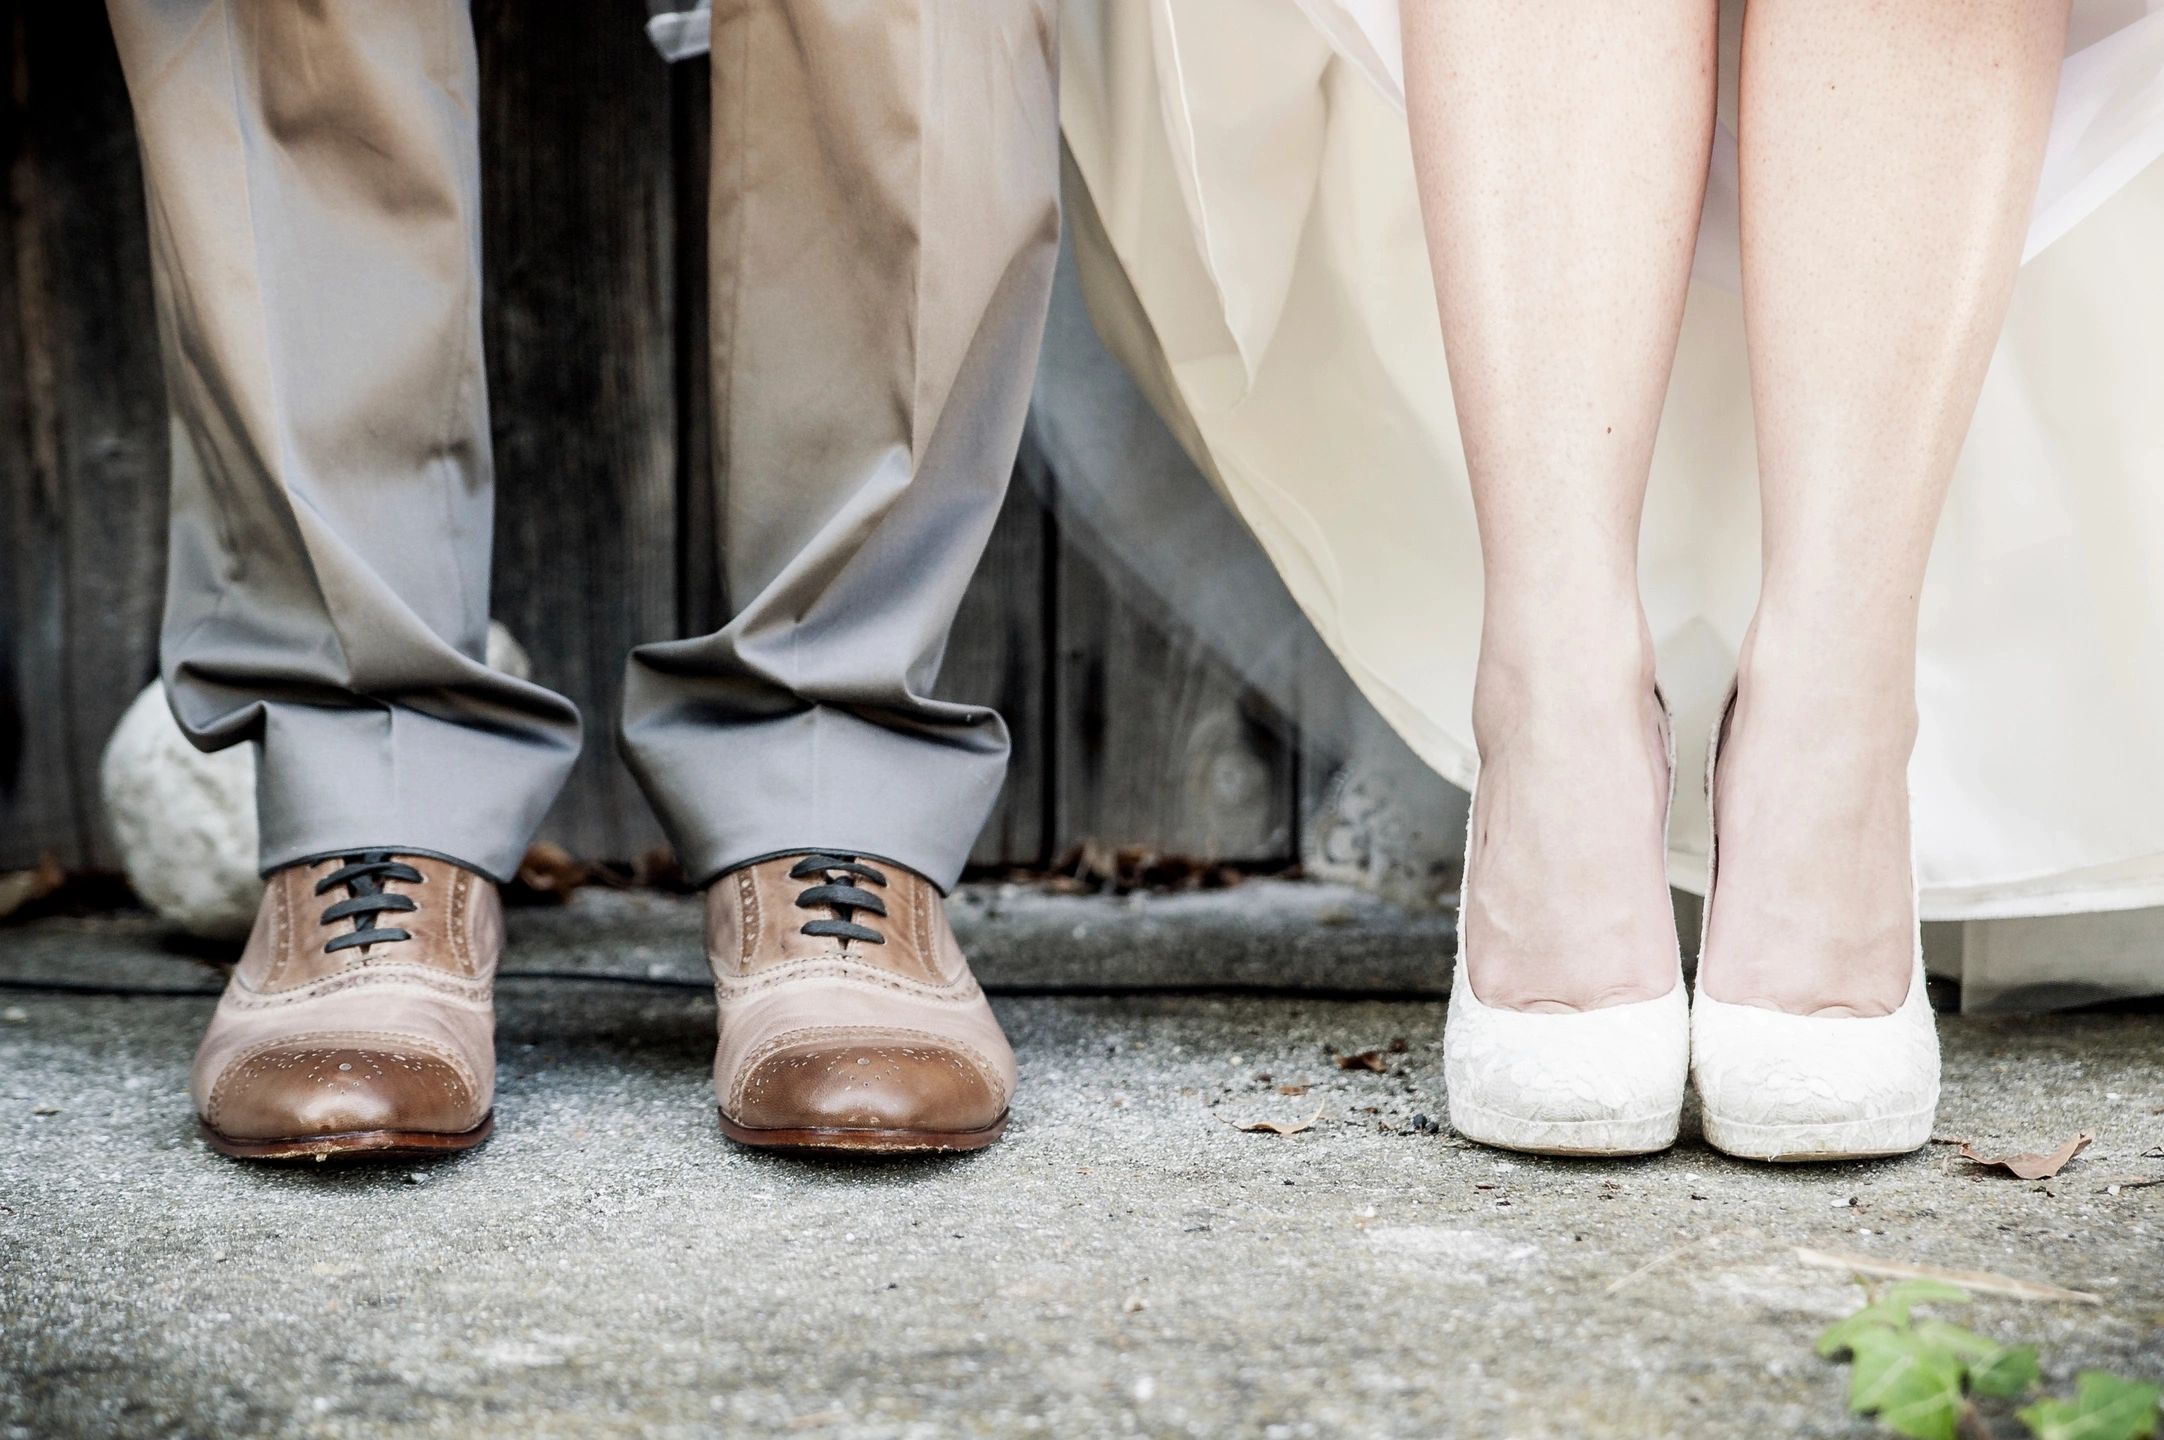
[1707,0,2069,1014]
[1403,3,1717,1010]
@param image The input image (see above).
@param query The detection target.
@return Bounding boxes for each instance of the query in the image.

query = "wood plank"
[0,8,54,870]
[669,58,722,640]
[1,6,167,869]
[1051,514,1296,865]
[475,1,677,862]
[1031,211,1297,865]
[1294,632,1466,909]
[942,453,1052,870]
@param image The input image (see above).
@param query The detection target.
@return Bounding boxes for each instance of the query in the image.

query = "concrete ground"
[2,886,2160,1439]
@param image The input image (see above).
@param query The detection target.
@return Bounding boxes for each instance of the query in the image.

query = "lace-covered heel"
[1689,688,1941,1162]
[1442,693,1690,1157]
[1443,956,1689,1155]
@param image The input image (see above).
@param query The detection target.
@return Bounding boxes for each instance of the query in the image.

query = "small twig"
[1794,1248,2101,1305]
[1602,1232,1735,1298]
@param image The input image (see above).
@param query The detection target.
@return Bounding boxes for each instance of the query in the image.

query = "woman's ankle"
[1732,617,1919,757]
[1461,611,1679,1012]
[1472,610,1658,758]
[1705,621,1922,1016]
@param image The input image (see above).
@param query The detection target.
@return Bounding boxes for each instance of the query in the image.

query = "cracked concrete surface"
[1,888,2159,1438]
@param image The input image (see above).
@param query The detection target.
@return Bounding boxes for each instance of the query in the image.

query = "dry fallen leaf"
[0,858,66,921]
[1333,1050,1390,1073]
[629,847,692,892]
[1053,843,1256,895]
[1220,1102,1325,1136]
[513,842,590,898]
[1957,1131,2095,1180]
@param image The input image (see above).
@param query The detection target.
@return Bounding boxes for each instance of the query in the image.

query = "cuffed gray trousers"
[107,0,1060,889]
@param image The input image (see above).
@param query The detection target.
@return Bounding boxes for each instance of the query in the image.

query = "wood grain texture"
[0,9,43,868]
[670,58,722,640]
[0,7,166,869]
[942,453,1053,869]
[1026,214,1300,868]
[1294,628,1465,908]
[475,1,676,861]
[1052,511,1296,865]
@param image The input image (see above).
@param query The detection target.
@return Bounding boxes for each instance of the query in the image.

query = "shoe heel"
[1442,688,1690,1157]
[1688,685,1940,1162]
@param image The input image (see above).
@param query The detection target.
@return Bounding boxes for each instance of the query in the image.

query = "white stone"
[99,685,260,940]
[99,623,532,940]
[485,622,533,684]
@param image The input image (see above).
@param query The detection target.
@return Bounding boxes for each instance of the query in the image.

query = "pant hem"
[699,846,936,893]
[268,845,506,885]
[252,702,577,884]
[623,708,1008,896]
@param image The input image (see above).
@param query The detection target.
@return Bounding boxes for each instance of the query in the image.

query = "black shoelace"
[315,852,423,955]
[789,854,889,945]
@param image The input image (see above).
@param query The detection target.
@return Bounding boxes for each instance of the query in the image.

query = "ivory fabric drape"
[1055,0,2164,923]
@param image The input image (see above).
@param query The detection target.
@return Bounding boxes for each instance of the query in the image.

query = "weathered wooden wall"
[2,2,168,875]
[0,3,1303,875]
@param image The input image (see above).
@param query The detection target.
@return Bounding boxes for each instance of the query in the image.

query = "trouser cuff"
[253,702,580,883]
[624,706,1008,893]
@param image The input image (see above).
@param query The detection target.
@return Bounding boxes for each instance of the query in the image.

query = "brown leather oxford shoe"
[192,853,501,1161]
[706,853,1016,1154]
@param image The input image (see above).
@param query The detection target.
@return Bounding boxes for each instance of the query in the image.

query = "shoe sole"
[1700,1104,1935,1163]
[1448,1094,1680,1158]
[718,1108,1008,1156]
[200,1113,494,1163]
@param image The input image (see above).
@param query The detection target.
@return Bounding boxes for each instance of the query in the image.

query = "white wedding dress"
[1056,0,2164,924]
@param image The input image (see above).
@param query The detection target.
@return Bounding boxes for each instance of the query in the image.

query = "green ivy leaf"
[1818,1282,1972,1359]
[1912,1318,1998,1360]
[1971,1345,2044,1400]
[1912,1319,2041,1398]
[2018,1371,2163,1440]
[1820,1302,1909,1359]
[1849,1328,1967,1440]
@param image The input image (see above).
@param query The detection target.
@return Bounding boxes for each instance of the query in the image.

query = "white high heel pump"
[1442,694,1690,1156]
[1689,687,1940,1161]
